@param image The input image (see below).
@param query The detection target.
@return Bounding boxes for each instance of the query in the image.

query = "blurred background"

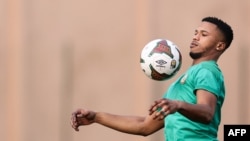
[0,0,249,141]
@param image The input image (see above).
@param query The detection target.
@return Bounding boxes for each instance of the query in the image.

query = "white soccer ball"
[140,39,182,81]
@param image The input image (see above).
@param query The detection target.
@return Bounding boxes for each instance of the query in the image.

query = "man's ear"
[216,42,226,51]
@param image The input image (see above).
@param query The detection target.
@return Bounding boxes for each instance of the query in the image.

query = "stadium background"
[0,0,249,141]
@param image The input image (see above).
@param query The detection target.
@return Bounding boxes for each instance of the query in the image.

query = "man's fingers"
[74,126,79,132]
[152,106,169,120]
[71,119,80,131]
[71,111,82,131]
[76,113,84,118]
[149,105,158,115]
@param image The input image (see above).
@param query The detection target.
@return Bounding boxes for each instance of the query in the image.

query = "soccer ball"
[140,39,182,81]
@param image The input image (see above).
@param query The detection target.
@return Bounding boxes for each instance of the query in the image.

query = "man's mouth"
[190,41,198,48]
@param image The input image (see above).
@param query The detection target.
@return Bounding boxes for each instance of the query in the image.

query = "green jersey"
[163,60,225,141]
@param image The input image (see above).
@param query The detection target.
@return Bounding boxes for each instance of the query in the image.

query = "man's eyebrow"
[194,29,209,34]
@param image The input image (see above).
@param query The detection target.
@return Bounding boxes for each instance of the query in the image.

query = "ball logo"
[170,60,176,69]
[155,59,167,67]
[149,40,174,58]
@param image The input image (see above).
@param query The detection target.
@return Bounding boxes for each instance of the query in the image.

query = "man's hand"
[71,109,96,131]
[149,98,180,120]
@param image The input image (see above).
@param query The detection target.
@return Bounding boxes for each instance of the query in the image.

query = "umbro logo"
[155,59,167,66]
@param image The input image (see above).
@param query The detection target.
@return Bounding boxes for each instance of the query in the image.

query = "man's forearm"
[94,112,146,135]
[177,101,214,124]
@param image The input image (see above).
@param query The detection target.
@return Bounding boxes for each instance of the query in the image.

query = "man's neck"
[192,58,218,66]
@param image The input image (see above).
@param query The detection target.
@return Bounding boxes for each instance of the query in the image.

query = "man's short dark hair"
[202,17,233,49]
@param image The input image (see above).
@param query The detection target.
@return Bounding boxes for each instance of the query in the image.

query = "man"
[71,17,233,141]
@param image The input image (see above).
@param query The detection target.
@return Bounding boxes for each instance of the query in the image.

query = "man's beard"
[189,52,202,59]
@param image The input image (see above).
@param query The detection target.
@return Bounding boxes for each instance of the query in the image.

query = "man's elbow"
[201,113,213,124]
[138,130,154,137]
[137,126,156,137]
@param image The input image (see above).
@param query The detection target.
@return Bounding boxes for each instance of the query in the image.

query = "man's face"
[189,21,224,59]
